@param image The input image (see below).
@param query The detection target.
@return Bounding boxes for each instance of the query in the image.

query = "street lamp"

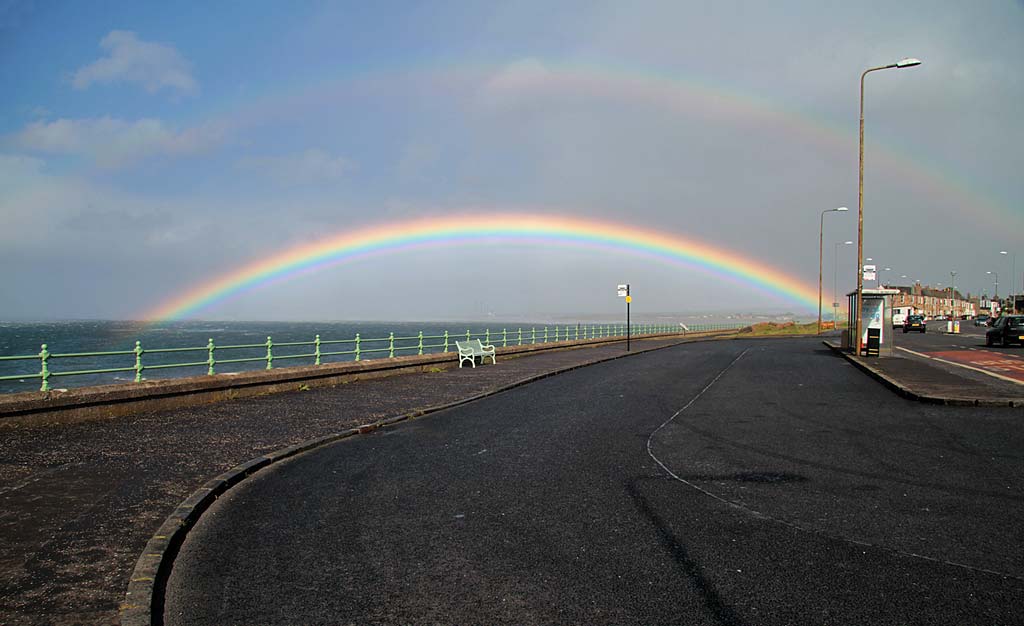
[818,206,848,334]
[1000,250,1017,312]
[834,240,853,326]
[855,57,921,355]
[950,270,957,318]
[987,270,999,299]
[880,267,891,287]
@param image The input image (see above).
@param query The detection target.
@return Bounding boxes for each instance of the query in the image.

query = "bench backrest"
[456,339,485,352]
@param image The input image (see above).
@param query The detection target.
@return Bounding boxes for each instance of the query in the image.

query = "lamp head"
[836,206,849,212]
[896,58,922,68]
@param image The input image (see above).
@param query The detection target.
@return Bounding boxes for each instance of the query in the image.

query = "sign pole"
[617,283,631,352]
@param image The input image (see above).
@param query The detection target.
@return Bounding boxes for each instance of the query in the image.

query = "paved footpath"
[3,332,1020,624]
[166,338,1024,624]
[0,335,694,625]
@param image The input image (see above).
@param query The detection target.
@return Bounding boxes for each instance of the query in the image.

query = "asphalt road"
[164,337,1024,625]
[893,319,1024,386]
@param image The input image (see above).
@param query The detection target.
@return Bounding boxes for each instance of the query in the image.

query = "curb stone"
[121,332,754,625]
[822,341,1021,408]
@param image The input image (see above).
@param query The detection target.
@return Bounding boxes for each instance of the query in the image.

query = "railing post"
[443,330,449,352]
[206,338,215,375]
[485,329,490,345]
[265,336,273,370]
[502,328,507,347]
[553,326,558,342]
[532,327,536,344]
[518,327,522,345]
[418,331,424,356]
[389,332,395,358]
[544,326,548,343]
[314,335,321,366]
[39,344,49,392]
[135,340,144,382]
[466,329,471,343]
[355,333,361,361]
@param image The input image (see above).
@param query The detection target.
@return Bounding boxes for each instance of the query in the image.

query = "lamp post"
[988,271,999,299]
[1000,250,1016,312]
[834,240,853,326]
[881,267,891,287]
[950,270,957,318]
[855,57,921,355]
[818,207,848,334]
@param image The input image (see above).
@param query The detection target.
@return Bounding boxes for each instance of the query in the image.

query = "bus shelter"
[844,288,900,357]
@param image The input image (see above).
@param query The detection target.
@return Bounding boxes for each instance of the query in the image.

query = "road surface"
[164,337,1024,625]
[894,319,1024,386]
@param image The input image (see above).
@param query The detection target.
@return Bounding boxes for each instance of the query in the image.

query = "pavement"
[1,331,1020,625]
[163,337,1024,624]
[823,339,1024,407]
[0,334,710,625]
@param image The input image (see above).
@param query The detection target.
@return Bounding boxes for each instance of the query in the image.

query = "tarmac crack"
[645,347,1024,583]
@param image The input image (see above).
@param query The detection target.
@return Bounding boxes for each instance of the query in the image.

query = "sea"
[0,319,605,394]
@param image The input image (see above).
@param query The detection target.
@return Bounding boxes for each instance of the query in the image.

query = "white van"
[892,306,913,328]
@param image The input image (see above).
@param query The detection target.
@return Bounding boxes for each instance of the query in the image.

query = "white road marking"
[895,347,1024,386]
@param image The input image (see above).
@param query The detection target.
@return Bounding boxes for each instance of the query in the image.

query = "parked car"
[985,315,1024,347]
[903,314,926,333]
[974,315,990,327]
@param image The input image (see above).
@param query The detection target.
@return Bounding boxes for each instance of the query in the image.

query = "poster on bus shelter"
[861,297,884,346]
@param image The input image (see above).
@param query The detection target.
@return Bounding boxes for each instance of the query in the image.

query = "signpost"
[863,264,877,282]
[618,284,631,351]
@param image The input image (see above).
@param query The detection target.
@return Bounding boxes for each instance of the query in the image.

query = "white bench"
[455,339,496,368]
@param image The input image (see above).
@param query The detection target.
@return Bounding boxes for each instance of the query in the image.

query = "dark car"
[903,314,926,333]
[986,315,1024,347]
[974,314,990,327]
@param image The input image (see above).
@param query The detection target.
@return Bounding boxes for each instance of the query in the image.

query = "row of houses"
[890,284,977,318]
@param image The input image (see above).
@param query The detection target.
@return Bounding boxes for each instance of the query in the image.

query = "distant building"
[890,284,977,319]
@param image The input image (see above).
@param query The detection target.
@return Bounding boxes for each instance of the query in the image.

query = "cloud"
[72,30,197,94]
[236,149,353,185]
[16,117,224,167]
[477,58,552,109]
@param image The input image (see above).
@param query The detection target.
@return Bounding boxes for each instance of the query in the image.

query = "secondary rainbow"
[218,60,1020,230]
[145,214,821,321]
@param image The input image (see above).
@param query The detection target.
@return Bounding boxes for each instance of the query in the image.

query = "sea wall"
[0,332,703,426]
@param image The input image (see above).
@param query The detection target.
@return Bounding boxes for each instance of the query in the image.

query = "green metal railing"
[0,323,744,392]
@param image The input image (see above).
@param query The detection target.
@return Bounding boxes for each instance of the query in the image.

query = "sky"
[1,0,1021,321]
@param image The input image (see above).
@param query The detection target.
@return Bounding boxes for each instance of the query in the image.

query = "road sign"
[863,264,876,281]
[625,295,632,303]
[617,284,628,297]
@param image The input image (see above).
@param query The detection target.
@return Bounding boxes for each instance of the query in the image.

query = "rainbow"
[144,213,822,321]
[216,60,1020,230]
